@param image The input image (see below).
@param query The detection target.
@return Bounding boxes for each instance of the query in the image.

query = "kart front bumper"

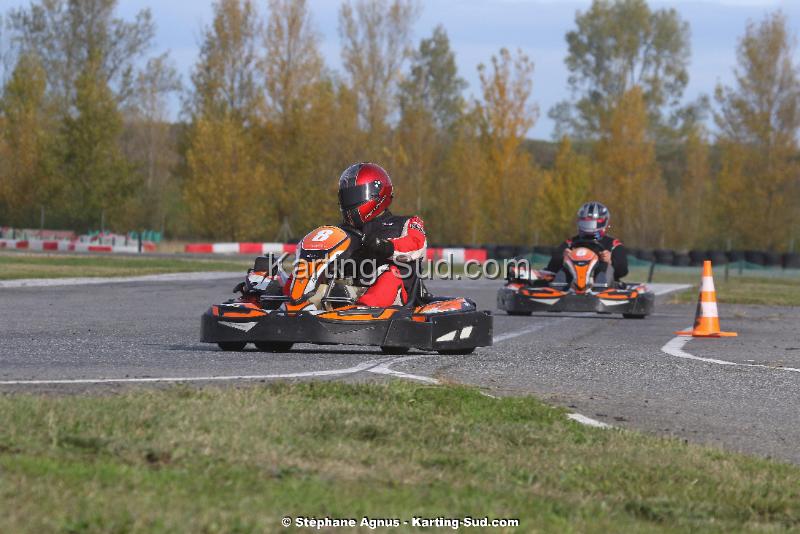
[497,287,654,316]
[201,308,493,351]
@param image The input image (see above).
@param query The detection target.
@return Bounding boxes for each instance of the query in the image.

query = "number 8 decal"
[311,229,334,242]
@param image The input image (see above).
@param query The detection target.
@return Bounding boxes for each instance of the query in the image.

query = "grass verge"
[621,267,800,306]
[0,252,250,280]
[1,382,799,532]
[667,275,800,306]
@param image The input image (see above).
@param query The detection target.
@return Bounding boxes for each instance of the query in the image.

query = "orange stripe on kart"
[318,308,399,321]
[414,299,467,314]
[595,291,638,300]
[521,288,564,298]
[220,310,267,318]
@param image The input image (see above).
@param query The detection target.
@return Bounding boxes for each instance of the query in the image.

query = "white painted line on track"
[661,335,800,373]
[492,323,550,344]
[368,355,440,384]
[483,390,612,430]
[567,413,612,429]
[649,283,692,296]
[0,324,548,387]
[0,271,242,289]
[0,359,388,386]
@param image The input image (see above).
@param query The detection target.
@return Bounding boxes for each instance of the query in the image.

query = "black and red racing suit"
[349,211,427,307]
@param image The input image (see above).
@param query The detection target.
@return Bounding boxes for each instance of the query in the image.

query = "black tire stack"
[784,253,800,269]
[456,243,800,270]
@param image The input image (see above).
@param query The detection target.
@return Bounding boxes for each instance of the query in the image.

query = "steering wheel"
[569,237,605,255]
[339,224,364,241]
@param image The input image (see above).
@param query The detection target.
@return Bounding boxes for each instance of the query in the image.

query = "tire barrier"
[688,249,706,266]
[490,245,518,260]
[672,252,691,266]
[653,249,674,264]
[0,238,155,253]
[726,250,745,262]
[744,250,765,265]
[784,253,800,269]
[706,250,729,265]
[763,251,782,267]
[181,240,800,270]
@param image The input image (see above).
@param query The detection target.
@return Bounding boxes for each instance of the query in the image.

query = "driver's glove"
[364,235,394,259]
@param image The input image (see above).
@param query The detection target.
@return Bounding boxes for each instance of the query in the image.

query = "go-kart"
[496,238,654,318]
[201,225,493,354]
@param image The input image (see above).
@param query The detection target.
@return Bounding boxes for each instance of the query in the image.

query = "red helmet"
[338,162,394,228]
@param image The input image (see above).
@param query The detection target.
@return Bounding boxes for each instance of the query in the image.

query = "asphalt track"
[1,275,799,464]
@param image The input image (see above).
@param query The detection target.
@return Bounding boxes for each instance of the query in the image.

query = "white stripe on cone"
[701,300,719,317]
[701,276,715,292]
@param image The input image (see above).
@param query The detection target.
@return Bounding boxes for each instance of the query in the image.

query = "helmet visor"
[338,182,382,210]
[578,217,606,235]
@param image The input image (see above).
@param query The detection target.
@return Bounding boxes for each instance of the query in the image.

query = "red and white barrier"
[426,247,487,263]
[184,242,297,255]
[185,242,486,262]
[0,239,155,253]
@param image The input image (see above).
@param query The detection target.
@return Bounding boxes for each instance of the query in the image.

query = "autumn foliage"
[0,0,799,252]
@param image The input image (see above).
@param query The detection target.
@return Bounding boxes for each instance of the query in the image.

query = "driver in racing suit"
[339,162,426,307]
[283,162,426,308]
[545,201,628,283]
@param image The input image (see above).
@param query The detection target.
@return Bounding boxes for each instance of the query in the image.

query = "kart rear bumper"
[497,286,654,316]
[201,308,493,351]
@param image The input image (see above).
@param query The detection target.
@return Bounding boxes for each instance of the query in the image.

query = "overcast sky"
[3,0,800,138]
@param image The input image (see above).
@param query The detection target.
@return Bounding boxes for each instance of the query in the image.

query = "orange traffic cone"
[675,260,738,337]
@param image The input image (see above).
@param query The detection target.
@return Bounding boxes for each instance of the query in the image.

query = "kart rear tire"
[254,341,294,352]
[506,310,532,316]
[218,341,247,351]
[622,313,646,319]
[381,346,410,355]
[437,348,475,355]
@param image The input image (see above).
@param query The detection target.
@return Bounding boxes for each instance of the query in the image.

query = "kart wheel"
[381,346,410,355]
[506,310,532,316]
[622,313,646,319]
[218,341,247,351]
[437,348,475,355]
[254,341,294,352]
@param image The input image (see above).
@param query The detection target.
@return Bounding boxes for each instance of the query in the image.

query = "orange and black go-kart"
[496,238,654,319]
[201,224,493,354]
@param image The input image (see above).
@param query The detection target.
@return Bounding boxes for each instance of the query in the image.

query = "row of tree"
[0,0,798,251]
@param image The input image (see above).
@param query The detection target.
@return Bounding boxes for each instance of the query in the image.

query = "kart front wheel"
[437,347,475,355]
[218,341,247,351]
[255,341,294,352]
[381,346,410,355]
[622,313,646,319]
